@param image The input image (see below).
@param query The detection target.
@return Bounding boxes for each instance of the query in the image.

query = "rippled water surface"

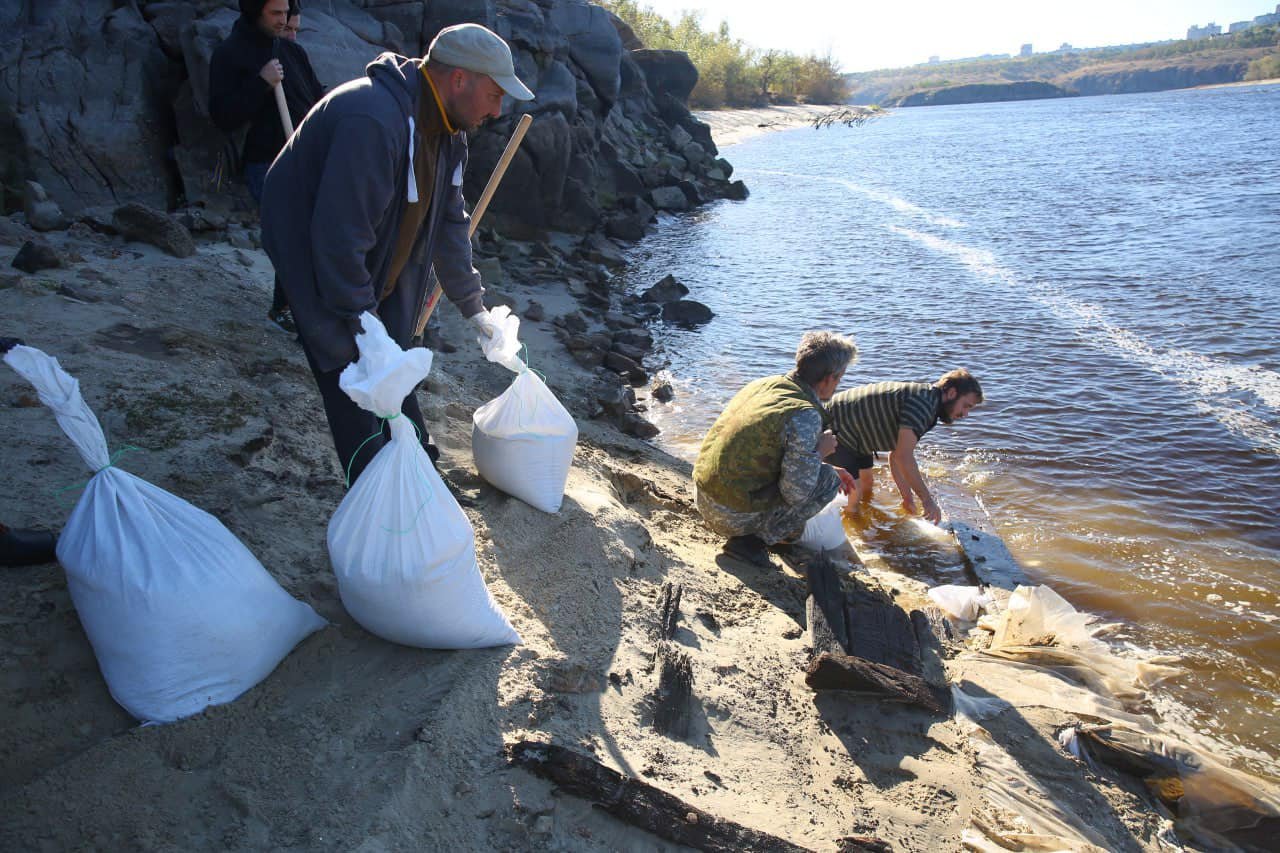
[619,85,1280,775]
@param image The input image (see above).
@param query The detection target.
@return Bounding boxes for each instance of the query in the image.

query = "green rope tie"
[343,412,439,536]
[54,445,142,504]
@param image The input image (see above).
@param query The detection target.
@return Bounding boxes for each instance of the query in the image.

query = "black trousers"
[301,340,438,486]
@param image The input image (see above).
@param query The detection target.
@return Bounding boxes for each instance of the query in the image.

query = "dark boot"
[722,534,773,568]
[0,523,57,567]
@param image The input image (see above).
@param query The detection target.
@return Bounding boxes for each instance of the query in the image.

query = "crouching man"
[826,369,984,523]
[693,332,859,567]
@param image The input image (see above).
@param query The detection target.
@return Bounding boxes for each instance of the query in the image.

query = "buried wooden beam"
[650,583,694,738]
[805,652,947,715]
[651,641,694,738]
[804,552,949,713]
[508,740,818,852]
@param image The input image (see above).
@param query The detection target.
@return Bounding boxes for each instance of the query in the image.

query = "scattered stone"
[57,283,98,303]
[587,332,614,350]
[661,299,714,326]
[621,413,660,439]
[531,815,554,835]
[572,348,605,369]
[615,328,654,350]
[23,181,68,232]
[486,288,518,310]
[177,207,228,232]
[603,310,639,329]
[227,229,254,250]
[11,240,66,273]
[78,207,119,235]
[714,157,734,179]
[605,350,645,381]
[524,300,545,322]
[580,233,627,268]
[604,210,647,242]
[652,382,674,403]
[598,382,636,419]
[611,341,646,362]
[234,249,254,268]
[724,180,750,201]
[112,203,195,258]
[649,185,689,212]
[677,180,703,205]
[641,273,689,304]
[474,255,504,285]
[554,311,588,334]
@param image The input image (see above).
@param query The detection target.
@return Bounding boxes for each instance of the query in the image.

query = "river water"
[617,84,1280,778]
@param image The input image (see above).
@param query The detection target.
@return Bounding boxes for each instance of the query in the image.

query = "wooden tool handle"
[274,84,294,138]
[414,113,534,338]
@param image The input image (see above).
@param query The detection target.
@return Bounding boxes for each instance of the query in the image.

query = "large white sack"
[328,312,520,649]
[471,306,578,514]
[797,493,848,551]
[3,345,325,723]
[473,369,578,514]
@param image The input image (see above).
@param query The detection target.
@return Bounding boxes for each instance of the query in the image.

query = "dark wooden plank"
[509,741,818,852]
[656,582,682,641]
[651,641,693,738]
[805,653,947,715]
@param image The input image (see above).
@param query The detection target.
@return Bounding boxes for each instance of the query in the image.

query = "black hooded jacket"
[208,9,324,166]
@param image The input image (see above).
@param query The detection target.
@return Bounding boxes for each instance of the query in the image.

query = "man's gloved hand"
[469,310,500,340]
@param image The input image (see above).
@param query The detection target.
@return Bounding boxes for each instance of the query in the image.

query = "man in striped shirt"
[826,369,983,523]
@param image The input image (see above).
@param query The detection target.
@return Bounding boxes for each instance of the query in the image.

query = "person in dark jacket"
[209,0,324,333]
[260,24,534,485]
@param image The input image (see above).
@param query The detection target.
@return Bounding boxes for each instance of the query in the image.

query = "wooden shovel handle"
[273,84,293,138]
[413,112,533,338]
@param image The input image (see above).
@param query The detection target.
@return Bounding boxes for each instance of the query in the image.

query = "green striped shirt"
[827,382,941,454]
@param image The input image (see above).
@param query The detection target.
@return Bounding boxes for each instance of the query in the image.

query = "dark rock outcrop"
[894,81,1072,108]
[1063,60,1251,96]
[0,0,740,239]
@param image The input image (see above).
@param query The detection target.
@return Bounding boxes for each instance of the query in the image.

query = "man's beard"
[937,399,955,424]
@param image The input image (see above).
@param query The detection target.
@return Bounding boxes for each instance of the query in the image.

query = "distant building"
[1187,22,1222,40]
[1256,5,1280,26]
[927,55,940,64]
[1059,42,1074,52]
[1229,21,1251,33]
[1020,43,1032,57]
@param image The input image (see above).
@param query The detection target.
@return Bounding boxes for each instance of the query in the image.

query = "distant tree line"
[599,0,850,108]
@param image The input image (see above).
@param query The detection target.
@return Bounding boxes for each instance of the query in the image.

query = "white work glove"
[469,307,524,373]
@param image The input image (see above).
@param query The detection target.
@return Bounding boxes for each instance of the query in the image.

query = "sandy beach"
[695,104,842,147]
[0,195,1237,851]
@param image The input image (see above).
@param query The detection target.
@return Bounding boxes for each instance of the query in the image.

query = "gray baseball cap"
[426,23,534,101]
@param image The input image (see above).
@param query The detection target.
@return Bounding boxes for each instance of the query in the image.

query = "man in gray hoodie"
[260,24,533,483]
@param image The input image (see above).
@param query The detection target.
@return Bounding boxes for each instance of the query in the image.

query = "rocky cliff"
[892,81,1071,108]
[1057,57,1257,97]
[0,0,743,237]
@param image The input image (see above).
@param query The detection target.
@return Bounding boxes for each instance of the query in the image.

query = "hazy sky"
[636,1,1278,72]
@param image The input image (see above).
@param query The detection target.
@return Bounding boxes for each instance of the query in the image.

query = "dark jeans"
[244,161,287,316]
[301,338,439,485]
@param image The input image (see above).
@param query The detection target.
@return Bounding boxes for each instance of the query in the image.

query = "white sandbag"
[797,493,848,551]
[471,306,578,514]
[928,584,992,621]
[3,345,325,723]
[328,312,520,649]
